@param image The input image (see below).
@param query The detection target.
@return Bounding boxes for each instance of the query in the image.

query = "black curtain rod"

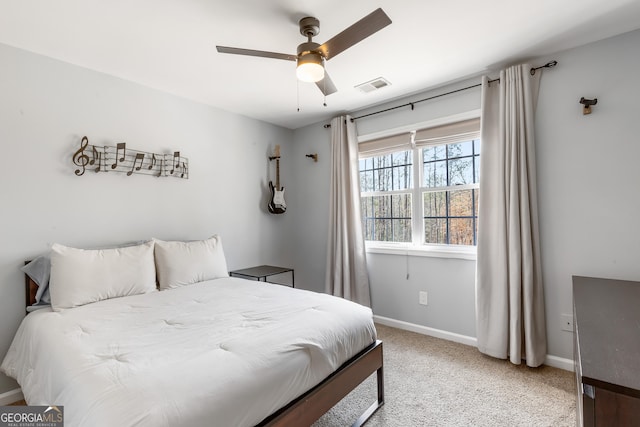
[323,60,557,128]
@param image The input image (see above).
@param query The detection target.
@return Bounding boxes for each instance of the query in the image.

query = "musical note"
[180,162,187,178]
[89,146,98,166]
[72,136,90,176]
[111,143,126,169]
[147,153,156,170]
[127,153,145,176]
[170,151,180,174]
[157,158,164,177]
[94,151,102,173]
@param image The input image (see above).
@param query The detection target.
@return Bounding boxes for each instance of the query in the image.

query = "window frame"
[360,151,414,243]
[358,111,481,259]
[420,139,480,246]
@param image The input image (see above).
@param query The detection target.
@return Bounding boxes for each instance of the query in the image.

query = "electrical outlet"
[561,314,574,332]
[419,291,428,306]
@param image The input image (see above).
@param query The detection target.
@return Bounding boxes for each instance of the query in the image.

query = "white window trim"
[359,110,481,260]
[365,241,477,261]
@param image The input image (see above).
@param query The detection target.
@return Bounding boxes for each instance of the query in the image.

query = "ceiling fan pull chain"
[323,59,327,107]
[297,79,301,112]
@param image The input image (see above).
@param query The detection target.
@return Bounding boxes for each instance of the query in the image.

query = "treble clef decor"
[71,136,189,179]
[72,136,91,176]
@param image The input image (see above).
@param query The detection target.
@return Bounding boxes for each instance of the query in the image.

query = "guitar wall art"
[72,136,188,179]
[268,145,286,214]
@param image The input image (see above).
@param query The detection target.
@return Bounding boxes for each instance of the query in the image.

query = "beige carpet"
[314,324,576,427]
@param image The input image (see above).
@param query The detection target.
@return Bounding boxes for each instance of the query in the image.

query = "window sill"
[365,243,477,261]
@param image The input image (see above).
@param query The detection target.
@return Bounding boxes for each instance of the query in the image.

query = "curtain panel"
[476,64,547,367]
[325,115,371,307]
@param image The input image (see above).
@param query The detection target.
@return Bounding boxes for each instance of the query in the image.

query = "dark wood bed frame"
[24,273,384,426]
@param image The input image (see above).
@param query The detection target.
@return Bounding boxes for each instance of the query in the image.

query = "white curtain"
[325,115,371,307]
[476,64,547,367]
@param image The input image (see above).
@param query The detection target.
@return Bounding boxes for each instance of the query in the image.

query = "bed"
[1,237,384,426]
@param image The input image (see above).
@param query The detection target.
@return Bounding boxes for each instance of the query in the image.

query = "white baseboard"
[373,315,574,372]
[544,354,574,372]
[373,315,478,347]
[0,388,23,405]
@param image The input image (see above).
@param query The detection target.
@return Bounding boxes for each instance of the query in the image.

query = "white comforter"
[1,278,376,427]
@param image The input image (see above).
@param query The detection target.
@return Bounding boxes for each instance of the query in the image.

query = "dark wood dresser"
[573,276,640,426]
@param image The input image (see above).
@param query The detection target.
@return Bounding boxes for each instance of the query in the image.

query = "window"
[360,151,413,242]
[422,140,480,245]
[359,118,480,248]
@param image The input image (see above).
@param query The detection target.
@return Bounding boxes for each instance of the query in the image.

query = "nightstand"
[229,265,294,288]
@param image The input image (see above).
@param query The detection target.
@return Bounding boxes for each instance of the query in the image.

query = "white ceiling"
[1,0,640,129]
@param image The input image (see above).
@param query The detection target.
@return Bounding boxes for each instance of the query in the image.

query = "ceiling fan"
[216,8,392,96]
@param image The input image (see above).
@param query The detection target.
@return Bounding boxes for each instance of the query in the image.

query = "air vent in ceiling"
[355,77,391,93]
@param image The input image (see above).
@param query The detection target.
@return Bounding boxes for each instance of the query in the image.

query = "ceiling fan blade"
[216,46,296,61]
[319,8,392,60]
[315,72,337,96]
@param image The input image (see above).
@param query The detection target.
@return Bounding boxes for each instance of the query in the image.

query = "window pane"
[474,189,479,217]
[393,164,412,190]
[374,219,391,241]
[423,161,446,187]
[449,218,474,245]
[359,149,415,243]
[423,145,446,162]
[392,219,412,242]
[372,195,391,218]
[361,196,372,218]
[474,139,481,154]
[374,154,391,169]
[392,150,411,166]
[360,170,374,192]
[375,167,392,191]
[391,194,412,218]
[424,218,447,244]
[447,140,473,158]
[361,194,413,242]
[448,157,474,185]
[449,189,473,217]
[423,191,446,217]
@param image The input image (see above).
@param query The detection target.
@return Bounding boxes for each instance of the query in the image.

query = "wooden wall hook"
[579,97,598,115]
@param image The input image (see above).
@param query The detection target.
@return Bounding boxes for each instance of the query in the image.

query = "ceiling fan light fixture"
[296,52,324,82]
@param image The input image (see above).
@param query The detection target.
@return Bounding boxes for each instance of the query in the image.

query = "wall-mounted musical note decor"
[72,136,189,179]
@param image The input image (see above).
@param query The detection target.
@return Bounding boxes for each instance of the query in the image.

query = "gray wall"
[0,43,294,393]
[535,29,640,360]
[289,28,640,361]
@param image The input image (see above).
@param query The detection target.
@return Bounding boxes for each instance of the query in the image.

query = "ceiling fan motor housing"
[299,17,320,38]
[297,41,322,58]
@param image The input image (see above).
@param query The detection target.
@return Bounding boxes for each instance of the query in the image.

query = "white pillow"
[154,235,229,290]
[49,241,156,311]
